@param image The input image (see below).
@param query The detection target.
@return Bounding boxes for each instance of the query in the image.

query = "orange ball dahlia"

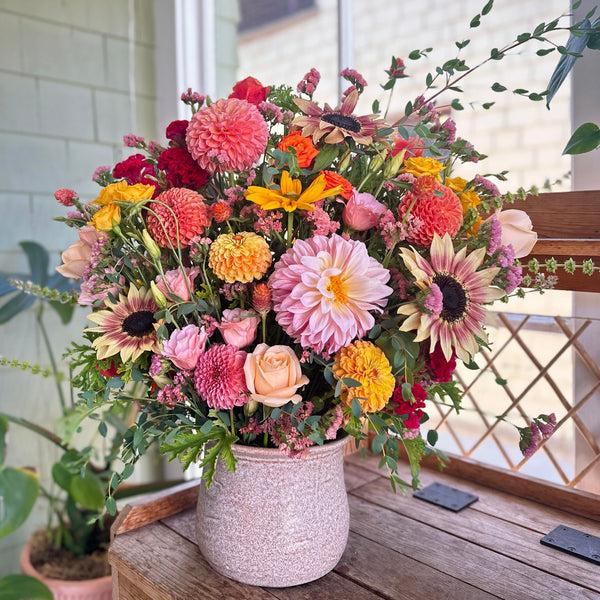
[277,132,318,168]
[399,177,463,246]
[208,232,272,283]
[186,97,269,174]
[146,187,211,248]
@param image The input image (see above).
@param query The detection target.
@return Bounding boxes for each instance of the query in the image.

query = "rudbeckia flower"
[245,171,341,212]
[292,89,382,145]
[398,233,506,362]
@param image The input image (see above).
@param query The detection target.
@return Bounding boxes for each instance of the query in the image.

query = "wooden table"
[109,454,600,599]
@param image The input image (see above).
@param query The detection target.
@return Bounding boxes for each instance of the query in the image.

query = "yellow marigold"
[90,181,155,231]
[333,340,395,413]
[446,176,482,234]
[209,232,272,283]
[402,156,444,179]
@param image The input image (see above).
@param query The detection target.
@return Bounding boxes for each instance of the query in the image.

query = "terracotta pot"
[20,543,112,600]
[196,436,350,587]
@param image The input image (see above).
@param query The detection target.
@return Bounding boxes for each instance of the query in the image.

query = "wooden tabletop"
[109,454,600,599]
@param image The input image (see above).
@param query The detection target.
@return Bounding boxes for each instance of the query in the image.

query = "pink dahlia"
[194,344,248,409]
[146,188,211,248]
[186,98,268,174]
[270,234,393,354]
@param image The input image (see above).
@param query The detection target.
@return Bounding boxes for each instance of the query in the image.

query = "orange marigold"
[211,200,232,223]
[208,232,272,283]
[321,170,353,200]
[278,132,318,168]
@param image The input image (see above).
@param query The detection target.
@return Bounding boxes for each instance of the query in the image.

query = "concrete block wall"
[0,0,157,573]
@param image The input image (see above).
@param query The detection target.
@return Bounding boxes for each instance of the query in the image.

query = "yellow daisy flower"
[90,181,155,231]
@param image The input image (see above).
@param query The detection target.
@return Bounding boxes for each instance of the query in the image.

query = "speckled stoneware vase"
[196,436,350,587]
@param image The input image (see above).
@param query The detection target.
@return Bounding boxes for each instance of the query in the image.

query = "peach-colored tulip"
[218,309,259,349]
[497,209,537,258]
[244,344,309,407]
[56,226,105,279]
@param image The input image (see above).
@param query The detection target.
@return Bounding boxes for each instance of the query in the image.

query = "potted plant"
[51,3,600,589]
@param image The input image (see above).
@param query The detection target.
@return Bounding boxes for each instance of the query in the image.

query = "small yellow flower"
[333,340,395,413]
[402,156,445,179]
[245,171,341,213]
[90,181,155,231]
[209,232,272,283]
[446,176,482,233]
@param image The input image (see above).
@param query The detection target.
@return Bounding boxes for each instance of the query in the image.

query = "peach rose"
[497,209,537,258]
[218,308,260,349]
[56,226,106,279]
[243,344,309,407]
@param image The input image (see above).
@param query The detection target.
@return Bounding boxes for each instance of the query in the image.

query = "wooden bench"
[109,453,600,599]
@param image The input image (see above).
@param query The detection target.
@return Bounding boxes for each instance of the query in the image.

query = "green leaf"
[51,462,72,491]
[563,122,600,154]
[482,0,494,15]
[495,377,508,386]
[69,471,105,511]
[401,382,413,401]
[427,430,439,446]
[0,292,36,324]
[312,144,339,171]
[0,467,39,538]
[0,575,52,600]
[341,377,362,388]
[105,496,117,516]
[463,359,480,370]
[371,433,387,455]
[0,415,6,467]
[20,241,49,286]
[470,14,481,28]
[351,397,362,418]
[98,421,108,437]
[491,82,507,92]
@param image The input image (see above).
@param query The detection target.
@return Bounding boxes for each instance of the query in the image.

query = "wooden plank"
[109,521,277,600]
[347,495,598,600]
[532,239,600,256]
[119,575,155,600]
[335,530,496,600]
[344,462,381,492]
[111,480,200,540]
[351,476,600,593]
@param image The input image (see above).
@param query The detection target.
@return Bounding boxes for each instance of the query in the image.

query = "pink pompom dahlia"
[270,234,392,354]
[186,98,268,174]
[194,344,248,409]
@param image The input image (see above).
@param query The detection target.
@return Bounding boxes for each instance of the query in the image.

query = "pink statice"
[389,268,409,301]
[487,215,502,255]
[162,324,207,371]
[432,117,456,143]
[378,209,410,249]
[520,422,543,458]
[219,282,247,301]
[245,169,257,186]
[200,314,218,337]
[147,140,165,158]
[149,353,167,377]
[240,204,283,236]
[269,234,392,354]
[157,383,186,408]
[224,185,245,203]
[123,133,145,148]
[505,264,523,294]
[180,88,205,106]
[538,413,557,438]
[397,172,417,185]
[325,405,344,440]
[258,101,284,124]
[92,165,111,184]
[423,283,443,316]
[305,204,339,236]
[497,244,516,268]
[340,68,367,91]
[193,344,248,409]
[54,188,77,207]
[474,174,500,197]
[67,210,84,220]
[297,68,321,96]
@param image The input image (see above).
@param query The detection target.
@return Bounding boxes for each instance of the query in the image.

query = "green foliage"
[0,575,52,600]
[0,415,6,467]
[563,122,600,155]
[0,467,39,538]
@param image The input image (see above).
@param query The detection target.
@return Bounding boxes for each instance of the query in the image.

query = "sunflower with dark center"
[87,285,160,362]
[293,89,382,145]
[397,233,506,362]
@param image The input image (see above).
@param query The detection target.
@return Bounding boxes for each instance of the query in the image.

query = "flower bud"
[369,150,388,174]
[244,400,259,416]
[142,229,161,260]
[150,280,168,308]
[338,153,352,173]
[384,149,406,178]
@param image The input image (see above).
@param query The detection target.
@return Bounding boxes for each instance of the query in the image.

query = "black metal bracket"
[541,525,600,565]
[413,482,478,512]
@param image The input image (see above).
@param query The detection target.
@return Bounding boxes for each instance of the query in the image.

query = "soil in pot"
[28,531,109,581]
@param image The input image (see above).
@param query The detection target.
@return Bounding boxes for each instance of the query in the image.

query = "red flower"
[392,383,427,430]
[391,135,424,158]
[229,76,269,105]
[96,361,119,378]
[157,147,210,190]
[113,154,156,187]
[166,119,189,145]
[427,343,456,382]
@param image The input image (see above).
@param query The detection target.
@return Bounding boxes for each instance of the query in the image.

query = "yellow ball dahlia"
[208,232,272,283]
[333,340,395,413]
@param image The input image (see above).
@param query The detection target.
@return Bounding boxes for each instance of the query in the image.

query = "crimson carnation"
[194,344,248,409]
[392,384,427,430]
[427,343,456,382]
[165,119,189,145]
[113,154,156,187]
[229,76,269,105]
[146,187,211,247]
[398,177,463,246]
[157,147,210,189]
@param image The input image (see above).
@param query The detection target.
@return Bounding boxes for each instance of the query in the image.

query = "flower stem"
[36,306,66,413]
[261,314,267,343]
[229,408,235,436]
[286,211,294,246]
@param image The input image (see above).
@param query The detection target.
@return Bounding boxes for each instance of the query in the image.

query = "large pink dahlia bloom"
[186,98,268,174]
[270,234,393,354]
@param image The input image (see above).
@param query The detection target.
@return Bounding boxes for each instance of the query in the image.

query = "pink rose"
[218,308,260,349]
[155,267,200,302]
[162,324,207,371]
[496,209,538,259]
[243,344,309,407]
[342,190,387,231]
[56,226,106,279]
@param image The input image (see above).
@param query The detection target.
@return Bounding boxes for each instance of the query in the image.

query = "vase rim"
[230,435,349,460]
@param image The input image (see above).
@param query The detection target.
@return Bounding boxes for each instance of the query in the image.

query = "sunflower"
[292,89,382,145]
[397,234,506,362]
[87,285,159,362]
[245,171,341,212]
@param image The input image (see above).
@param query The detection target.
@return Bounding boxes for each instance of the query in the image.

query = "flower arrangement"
[44,5,600,506]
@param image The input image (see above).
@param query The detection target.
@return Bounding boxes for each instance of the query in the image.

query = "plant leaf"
[563,122,600,154]
[0,292,36,324]
[69,471,105,511]
[0,416,6,467]
[19,241,49,286]
[0,575,52,600]
[0,467,39,538]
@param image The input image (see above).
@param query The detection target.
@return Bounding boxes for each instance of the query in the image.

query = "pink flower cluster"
[296,68,320,96]
[520,414,557,458]
[54,188,78,207]
[240,204,283,236]
[306,204,339,236]
[340,68,367,92]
